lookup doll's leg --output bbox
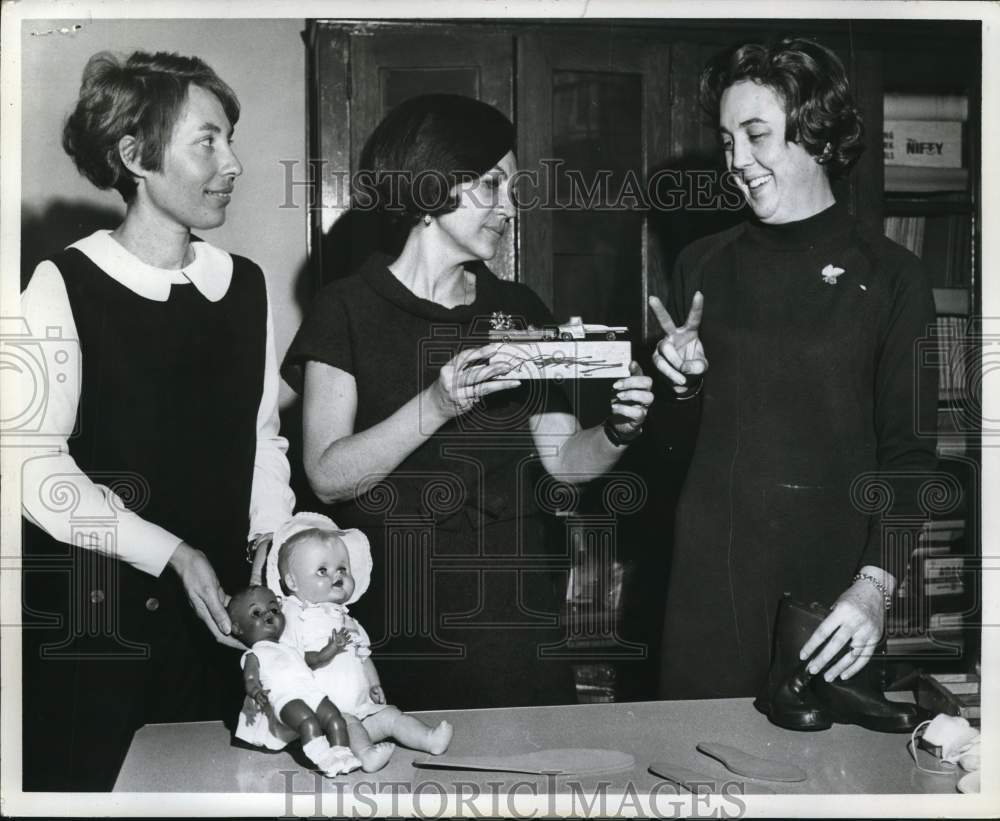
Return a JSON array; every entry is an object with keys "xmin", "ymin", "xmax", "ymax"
[
  {"xmin": 315, "ymin": 698, "xmax": 350, "ymax": 748},
  {"xmin": 279, "ymin": 699, "xmax": 325, "ymax": 744},
  {"xmin": 363, "ymin": 705, "xmax": 453, "ymax": 755},
  {"xmin": 280, "ymin": 699, "xmax": 359, "ymax": 776},
  {"xmin": 344, "ymin": 713, "xmax": 395, "ymax": 773}
]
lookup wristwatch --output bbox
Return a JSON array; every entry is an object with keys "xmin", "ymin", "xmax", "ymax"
[{"xmin": 603, "ymin": 418, "xmax": 643, "ymax": 447}]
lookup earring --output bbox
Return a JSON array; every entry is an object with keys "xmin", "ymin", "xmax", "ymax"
[
  {"xmin": 817, "ymin": 142, "xmax": 833, "ymax": 163},
  {"xmin": 423, "ymin": 214, "xmax": 432, "ymax": 226}
]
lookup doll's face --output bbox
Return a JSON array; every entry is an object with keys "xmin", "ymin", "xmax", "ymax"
[
  {"xmin": 284, "ymin": 534, "xmax": 355, "ymax": 605},
  {"xmin": 228, "ymin": 587, "xmax": 284, "ymax": 646}
]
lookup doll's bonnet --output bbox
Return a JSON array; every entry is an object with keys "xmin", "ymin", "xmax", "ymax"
[{"xmin": 266, "ymin": 511, "xmax": 373, "ymax": 606}]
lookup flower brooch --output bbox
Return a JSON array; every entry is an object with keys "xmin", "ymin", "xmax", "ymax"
[
  {"xmin": 490, "ymin": 311, "xmax": 513, "ymax": 330},
  {"xmin": 821, "ymin": 264, "xmax": 845, "ymax": 285}
]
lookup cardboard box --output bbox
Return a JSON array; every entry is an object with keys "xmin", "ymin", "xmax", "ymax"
[
  {"xmin": 884, "ymin": 120, "xmax": 962, "ymax": 168},
  {"xmin": 490, "ymin": 339, "xmax": 631, "ymax": 380}
]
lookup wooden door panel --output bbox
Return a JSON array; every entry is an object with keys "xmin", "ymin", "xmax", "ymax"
[
  {"xmin": 350, "ymin": 29, "xmax": 516, "ymax": 282},
  {"xmin": 518, "ymin": 31, "xmax": 671, "ymax": 341}
]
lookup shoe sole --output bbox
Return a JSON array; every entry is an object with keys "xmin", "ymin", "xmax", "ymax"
[{"xmin": 827, "ymin": 711, "xmax": 920, "ymax": 733}]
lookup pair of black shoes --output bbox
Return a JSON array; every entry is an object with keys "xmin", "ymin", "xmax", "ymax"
[{"xmin": 754, "ymin": 596, "xmax": 923, "ymax": 733}]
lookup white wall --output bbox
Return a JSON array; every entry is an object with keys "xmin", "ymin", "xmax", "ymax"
[{"xmin": 20, "ymin": 18, "xmax": 308, "ymax": 406}]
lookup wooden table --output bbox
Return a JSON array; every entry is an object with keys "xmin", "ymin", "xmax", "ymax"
[{"xmin": 114, "ymin": 698, "xmax": 963, "ymax": 797}]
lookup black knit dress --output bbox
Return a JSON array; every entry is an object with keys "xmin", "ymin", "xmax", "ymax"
[
  {"xmin": 283, "ymin": 258, "xmax": 576, "ymax": 710},
  {"xmin": 658, "ymin": 202, "xmax": 938, "ymax": 699}
]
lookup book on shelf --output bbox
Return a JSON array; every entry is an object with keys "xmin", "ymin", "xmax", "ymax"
[
  {"xmin": 886, "ymin": 630, "xmax": 963, "ymax": 657},
  {"xmin": 912, "ymin": 672, "xmax": 980, "ymax": 727},
  {"xmin": 923, "ymin": 518, "xmax": 966, "ymax": 540},
  {"xmin": 883, "ymin": 215, "xmax": 925, "ymax": 255},
  {"xmin": 885, "ymin": 166, "xmax": 969, "ymax": 193},
  {"xmin": 883, "ymin": 214, "xmax": 971, "ymax": 291},
  {"xmin": 934, "ymin": 316, "xmax": 968, "ymax": 401},
  {"xmin": 936, "ymin": 406, "xmax": 970, "ymax": 457},
  {"xmin": 884, "ymin": 93, "xmax": 969, "ymax": 121},
  {"xmin": 933, "ymin": 288, "xmax": 970, "ymax": 315},
  {"xmin": 930, "ymin": 671, "xmax": 980, "ymax": 695}
]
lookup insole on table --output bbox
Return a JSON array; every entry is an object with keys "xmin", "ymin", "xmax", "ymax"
[
  {"xmin": 411, "ymin": 749, "xmax": 634, "ymax": 775},
  {"xmin": 648, "ymin": 762, "xmax": 776, "ymax": 795},
  {"xmin": 696, "ymin": 742, "xmax": 807, "ymax": 782}
]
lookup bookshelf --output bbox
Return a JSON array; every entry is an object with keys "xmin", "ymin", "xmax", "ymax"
[{"xmin": 878, "ymin": 34, "xmax": 981, "ymax": 704}]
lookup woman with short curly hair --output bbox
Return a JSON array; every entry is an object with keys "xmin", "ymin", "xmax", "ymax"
[
  {"xmin": 657, "ymin": 37, "xmax": 936, "ymax": 727},
  {"xmin": 20, "ymin": 50, "xmax": 293, "ymax": 790}
]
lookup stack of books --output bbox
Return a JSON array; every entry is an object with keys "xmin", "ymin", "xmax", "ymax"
[{"xmin": 884, "ymin": 213, "xmax": 972, "ymax": 291}]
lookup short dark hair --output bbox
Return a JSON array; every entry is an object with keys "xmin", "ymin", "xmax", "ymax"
[
  {"xmin": 62, "ymin": 50, "xmax": 240, "ymax": 202},
  {"xmin": 357, "ymin": 93, "xmax": 515, "ymax": 242},
  {"xmin": 699, "ymin": 36, "xmax": 864, "ymax": 178}
]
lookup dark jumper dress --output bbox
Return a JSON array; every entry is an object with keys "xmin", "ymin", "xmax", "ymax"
[
  {"xmin": 21, "ymin": 247, "xmax": 267, "ymax": 790},
  {"xmin": 282, "ymin": 258, "xmax": 576, "ymax": 710},
  {"xmin": 657, "ymin": 203, "xmax": 938, "ymax": 699}
]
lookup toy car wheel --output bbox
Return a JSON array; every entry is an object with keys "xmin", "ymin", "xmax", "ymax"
[
  {"xmin": 605, "ymin": 331, "xmax": 617, "ymax": 340},
  {"xmin": 560, "ymin": 332, "xmax": 574, "ymax": 340}
]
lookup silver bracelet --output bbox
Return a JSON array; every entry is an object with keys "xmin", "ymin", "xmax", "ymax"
[
  {"xmin": 671, "ymin": 374, "xmax": 704, "ymax": 402},
  {"xmin": 853, "ymin": 572, "xmax": 892, "ymax": 610}
]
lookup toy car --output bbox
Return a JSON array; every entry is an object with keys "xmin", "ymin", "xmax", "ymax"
[
  {"xmin": 556, "ymin": 317, "xmax": 629, "ymax": 340},
  {"xmin": 488, "ymin": 316, "xmax": 629, "ymax": 342}
]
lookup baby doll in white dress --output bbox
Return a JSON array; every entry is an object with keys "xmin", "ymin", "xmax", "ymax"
[
  {"xmin": 265, "ymin": 512, "xmax": 453, "ymax": 772},
  {"xmin": 228, "ymin": 585, "xmax": 361, "ymax": 776}
]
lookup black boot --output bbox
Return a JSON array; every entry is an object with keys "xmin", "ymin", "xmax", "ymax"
[
  {"xmin": 754, "ymin": 597, "xmax": 832, "ymax": 731},
  {"xmin": 777, "ymin": 597, "xmax": 924, "ymax": 733},
  {"xmin": 812, "ymin": 650, "xmax": 925, "ymax": 733}
]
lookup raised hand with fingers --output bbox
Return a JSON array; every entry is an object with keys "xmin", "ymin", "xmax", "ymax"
[
  {"xmin": 648, "ymin": 292, "xmax": 707, "ymax": 397},
  {"xmin": 430, "ymin": 343, "xmax": 520, "ymax": 418}
]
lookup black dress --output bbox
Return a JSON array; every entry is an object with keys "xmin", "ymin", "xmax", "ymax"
[
  {"xmin": 283, "ymin": 258, "xmax": 576, "ymax": 710},
  {"xmin": 21, "ymin": 246, "xmax": 266, "ymax": 790},
  {"xmin": 657, "ymin": 203, "xmax": 938, "ymax": 699}
]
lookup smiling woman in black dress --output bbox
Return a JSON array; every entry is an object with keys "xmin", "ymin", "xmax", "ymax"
[{"xmin": 658, "ymin": 37, "xmax": 937, "ymax": 702}]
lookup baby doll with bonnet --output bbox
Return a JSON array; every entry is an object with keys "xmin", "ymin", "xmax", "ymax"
[
  {"xmin": 265, "ymin": 512, "xmax": 453, "ymax": 772},
  {"xmin": 228, "ymin": 585, "xmax": 361, "ymax": 776}
]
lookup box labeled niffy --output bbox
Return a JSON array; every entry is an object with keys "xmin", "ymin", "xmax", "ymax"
[{"xmin": 884, "ymin": 120, "xmax": 962, "ymax": 168}]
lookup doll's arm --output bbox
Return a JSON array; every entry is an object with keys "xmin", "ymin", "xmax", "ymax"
[
  {"xmin": 304, "ymin": 627, "xmax": 353, "ymax": 669},
  {"xmin": 242, "ymin": 653, "xmax": 270, "ymax": 710},
  {"xmin": 361, "ymin": 657, "xmax": 386, "ymax": 704}
]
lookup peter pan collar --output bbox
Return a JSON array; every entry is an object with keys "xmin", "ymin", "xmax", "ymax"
[{"xmin": 70, "ymin": 229, "xmax": 233, "ymax": 302}]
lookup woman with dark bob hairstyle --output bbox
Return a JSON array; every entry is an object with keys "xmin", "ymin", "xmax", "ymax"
[
  {"xmin": 283, "ymin": 94, "xmax": 702, "ymax": 709},
  {"xmin": 658, "ymin": 37, "xmax": 936, "ymax": 730},
  {"xmin": 20, "ymin": 51, "xmax": 294, "ymax": 790}
]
